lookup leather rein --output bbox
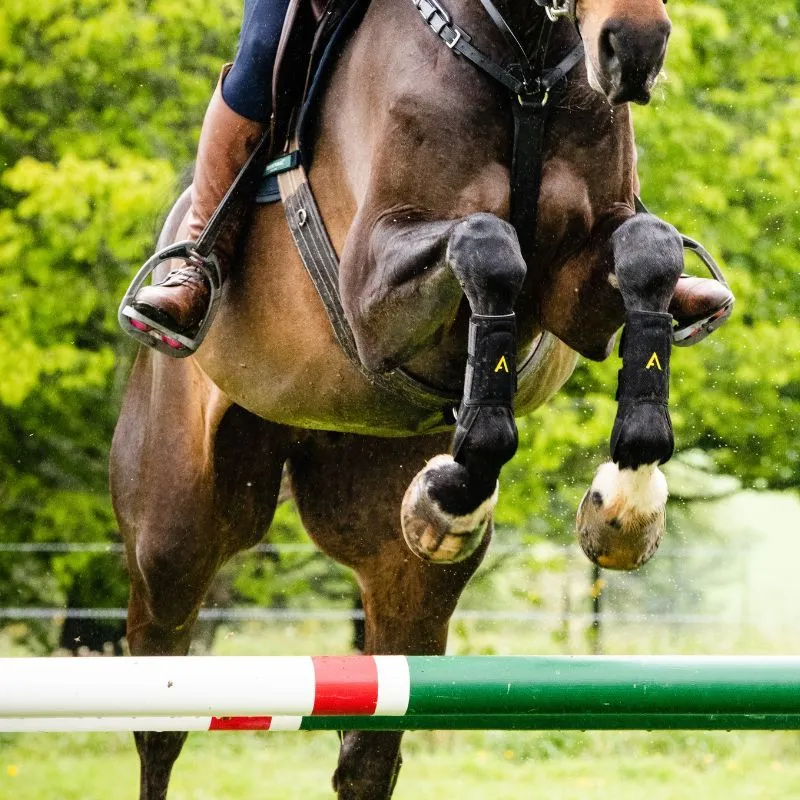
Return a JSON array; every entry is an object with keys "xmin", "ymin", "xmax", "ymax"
[{"xmin": 411, "ymin": 0, "xmax": 584, "ymax": 257}]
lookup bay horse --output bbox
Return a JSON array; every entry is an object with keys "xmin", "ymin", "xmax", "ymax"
[{"xmin": 110, "ymin": 0, "xmax": 729, "ymax": 795}]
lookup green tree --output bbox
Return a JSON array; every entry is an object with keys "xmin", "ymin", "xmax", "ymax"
[{"xmin": 0, "ymin": 0, "xmax": 797, "ymax": 646}]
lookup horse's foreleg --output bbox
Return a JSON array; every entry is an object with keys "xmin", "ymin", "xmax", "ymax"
[
  {"xmin": 333, "ymin": 542, "xmax": 485, "ymax": 798},
  {"xmin": 401, "ymin": 213, "xmax": 525, "ymax": 562},
  {"xmin": 577, "ymin": 213, "xmax": 683, "ymax": 569}
]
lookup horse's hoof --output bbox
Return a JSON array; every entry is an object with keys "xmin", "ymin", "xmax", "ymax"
[
  {"xmin": 401, "ymin": 455, "xmax": 497, "ymax": 564},
  {"xmin": 576, "ymin": 461, "xmax": 667, "ymax": 570}
]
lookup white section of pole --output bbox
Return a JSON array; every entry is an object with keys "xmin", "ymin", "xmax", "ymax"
[
  {"xmin": 0, "ymin": 717, "xmax": 215, "ymax": 732},
  {"xmin": 374, "ymin": 656, "xmax": 410, "ymax": 715},
  {"xmin": 0, "ymin": 716, "xmax": 308, "ymax": 733},
  {"xmin": 0, "ymin": 657, "xmax": 316, "ymax": 718}
]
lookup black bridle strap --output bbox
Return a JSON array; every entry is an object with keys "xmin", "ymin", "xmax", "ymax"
[
  {"xmin": 414, "ymin": 0, "xmax": 582, "ymax": 98},
  {"xmin": 477, "ymin": 0, "xmax": 535, "ymax": 87},
  {"xmin": 541, "ymin": 43, "xmax": 584, "ymax": 93},
  {"xmin": 413, "ymin": 0, "xmax": 526, "ymax": 95},
  {"xmin": 412, "ymin": 0, "xmax": 583, "ymax": 258}
]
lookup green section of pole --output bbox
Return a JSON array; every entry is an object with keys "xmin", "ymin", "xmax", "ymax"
[
  {"xmin": 298, "ymin": 713, "xmax": 800, "ymax": 731},
  {"xmin": 404, "ymin": 657, "xmax": 800, "ymax": 716}
]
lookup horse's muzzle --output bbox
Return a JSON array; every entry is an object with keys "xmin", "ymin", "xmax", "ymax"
[{"xmin": 599, "ymin": 19, "xmax": 670, "ymax": 105}]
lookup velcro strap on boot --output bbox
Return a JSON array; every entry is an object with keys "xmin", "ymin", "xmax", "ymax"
[
  {"xmin": 610, "ymin": 310, "xmax": 674, "ymax": 466},
  {"xmin": 452, "ymin": 313, "xmax": 517, "ymax": 462},
  {"xmin": 462, "ymin": 313, "xmax": 517, "ymax": 407}
]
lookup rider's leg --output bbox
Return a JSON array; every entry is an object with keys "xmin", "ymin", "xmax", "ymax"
[{"xmin": 130, "ymin": 0, "xmax": 290, "ymax": 339}]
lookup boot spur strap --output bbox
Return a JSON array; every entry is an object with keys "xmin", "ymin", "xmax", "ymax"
[
  {"xmin": 118, "ymin": 240, "xmax": 223, "ymax": 358},
  {"xmin": 673, "ymin": 234, "xmax": 734, "ymax": 347}
]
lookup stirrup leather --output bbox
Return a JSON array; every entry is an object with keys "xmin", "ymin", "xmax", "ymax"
[
  {"xmin": 673, "ymin": 234, "xmax": 735, "ymax": 347},
  {"xmin": 118, "ymin": 241, "xmax": 223, "ymax": 358}
]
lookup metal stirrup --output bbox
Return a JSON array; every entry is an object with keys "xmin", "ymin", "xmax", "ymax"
[
  {"xmin": 118, "ymin": 240, "xmax": 223, "ymax": 358},
  {"xmin": 634, "ymin": 195, "xmax": 734, "ymax": 347},
  {"xmin": 672, "ymin": 235, "xmax": 735, "ymax": 347}
]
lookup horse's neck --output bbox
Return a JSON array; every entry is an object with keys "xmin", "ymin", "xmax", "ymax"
[{"xmin": 470, "ymin": 2, "xmax": 633, "ymax": 193}]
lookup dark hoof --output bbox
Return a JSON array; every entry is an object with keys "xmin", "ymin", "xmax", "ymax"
[
  {"xmin": 576, "ymin": 461, "xmax": 666, "ymax": 570},
  {"xmin": 401, "ymin": 455, "xmax": 496, "ymax": 564}
]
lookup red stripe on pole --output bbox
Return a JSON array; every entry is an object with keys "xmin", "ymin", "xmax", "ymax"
[
  {"xmin": 209, "ymin": 716, "xmax": 273, "ymax": 731},
  {"xmin": 312, "ymin": 656, "xmax": 379, "ymax": 715}
]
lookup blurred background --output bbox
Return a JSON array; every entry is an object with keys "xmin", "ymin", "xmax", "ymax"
[{"xmin": 0, "ymin": 0, "xmax": 798, "ymax": 797}]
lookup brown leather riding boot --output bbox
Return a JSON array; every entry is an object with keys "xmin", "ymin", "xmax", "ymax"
[
  {"xmin": 132, "ymin": 67, "xmax": 266, "ymax": 335},
  {"xmin": 670, "ymin": 275, "xmax": 733, "ymax": 324},
  {"xmin": 669, "ymin": 275, "xmax": 734, "ymax": 344}
]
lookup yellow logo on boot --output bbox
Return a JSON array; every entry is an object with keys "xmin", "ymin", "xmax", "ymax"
[
  {"xmin": 494, "ymin": 355, "xmax": 510, "ymax": 373},
  {"xmin": 645, "ymin": 352, "xmax": 663, "ymax": 371}
]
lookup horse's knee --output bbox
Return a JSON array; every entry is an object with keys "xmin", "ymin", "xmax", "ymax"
[
  {"xmin": 447, "ymin": 212, "xmax": 526, "ymax": 313},
  {"xmin": 134, "ymin": 527, "xmax": 215, "ymax": 629},
  {"xmin": 612, "ymin": 214, "xmax": 683, "ymax": 311}
]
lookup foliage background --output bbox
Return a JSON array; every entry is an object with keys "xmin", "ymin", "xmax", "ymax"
[{"xmin": 0, "ymin": 0, "xmax": 797, "ymax": 644}]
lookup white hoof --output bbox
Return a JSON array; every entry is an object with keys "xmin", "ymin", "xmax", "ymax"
[{"xmin": 576, "ymin": 461, "xmax": 667, "ymax": 570}]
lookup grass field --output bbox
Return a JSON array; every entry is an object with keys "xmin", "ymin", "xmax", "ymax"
[{"xmin": 3, "ymin": 728, "xmax": 800, "ymax": 799}]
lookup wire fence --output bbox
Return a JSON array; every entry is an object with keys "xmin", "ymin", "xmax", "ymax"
[
  {"xmin": 0, "ymin": 542, "xmax": 734, "ymax": 557},
  {"xmin": 0, "ymin": 607, "xmax": 738, "ymax": 624},
  {"xmin": 0, "ymin": 541, "xmax": 753, "ymax": 637}
]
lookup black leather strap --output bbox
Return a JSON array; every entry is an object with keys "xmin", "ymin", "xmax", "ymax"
[
  {"xmin": 413, "ymin": 0, "xmax": 527, "ymax": 95},
  {"xmin": 509, "ymin": 44, "xmax": 582, "ymax": 257},
  {"xmin": 477, "ymin": 0, "xmax": 534, "ymax": 86},
  {"xmin": 193, "ymin": 129, "xmax": 274, "ymax": 260},
  {"xmin": 542, "ymin": 43, "xmax": 585, "ymax": 93},
  {"xmin": 281, "ymin": 173, "xmax": 461, "ymax": 412},
  {"xmin": 510, "ymin": 96, "xmax": 549, "ymax": 258}
]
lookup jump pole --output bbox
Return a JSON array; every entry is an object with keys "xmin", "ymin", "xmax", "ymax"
[{"xmin": 2, "ymin": 655, "xmax": 800, "ymax": 732}]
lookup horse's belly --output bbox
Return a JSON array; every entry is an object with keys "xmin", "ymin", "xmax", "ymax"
[
  {"xmin": 196, "ymin": 205, "xmax": 578, "ymax": 436},
  {"xmin": 195, "ymin": 207, "xmax": 447, "ymax": 435},
  {"xmin": 201, "ymin": 338, "xmax": 451, "ymax": 437},
  {"xmin": 199, "ymin": 314, "xmax": 577, "ymax": 437}
]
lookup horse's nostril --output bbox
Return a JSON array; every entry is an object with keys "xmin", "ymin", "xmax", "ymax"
[
  {"xmin": 599, "ymin": 25, "xmax": 619, "ymax": 66},
  {"xmin": 596, "ymin": 18, "xmax": 670, "ymax": 104}
]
